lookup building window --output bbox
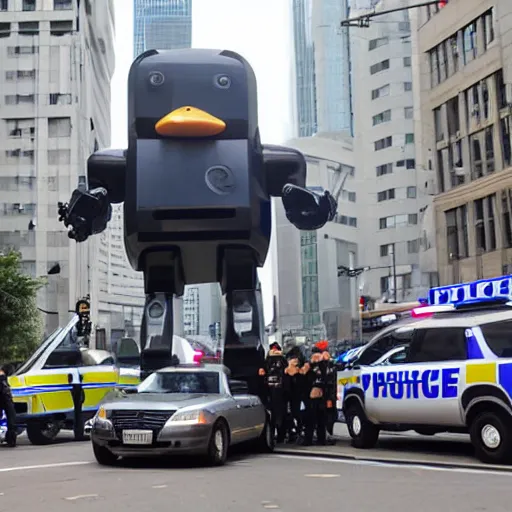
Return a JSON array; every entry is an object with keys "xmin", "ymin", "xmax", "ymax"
[
  {"xmin": 375, "ymin": 136, "xmax": 392, "ymax": 151},
  {"xmin": 403, "ymin": 56, "xmax": 411, "ymax": 67},
  {"xmin": 48, "ymin": 117, "xmax": 72, "ymax": 137},
  {"xmin": 408, "ymin": 213, "xmax": 418, "ymax": 225},
  {"xmin": 17, "ymin": 69, "xmax": 36, "ymax": 80},
  {"xmin": 348, "ymin": 191, "xmax": 356, "ymax": 202},
  {"xmin": 376, "ymin": 163, "xmax": 392, "ymax": 176},
  {"xmin": 7, "ymin": 45, "xmax": 38, "ymax": 56},
  {"xmin": 445, "ymin": 208, "xmax": 459, "ymax": 259},
  {"xmin": 379, "ymin": 216, "xmax": 394, "ymax": 229},
  {"xmin": 482, "ymin": 9, "xmax": 495, "ymax": 50},
  {"xmin": 463, "ymin": 22, "xmax": 477, "ymax": 64},
  {"xmin": 501, "ymin": 116, "xmax": 512, "ymax": 168},
  {"xmin": 377, "ymin": 188, "xmax": 395, "ymax": 202},
  {"xmin": 485, "ymin": 126, "xmax": 495, "ymax": 173},
  {"xmin": 54, "ymin": 0, "xmax": 73, "ymax": 9},
  {"xmin": 49, "ymin": 93, "xmax": 72, "ymax": 105},
  {"xmin": 6, "ymin": 118, "xmax": 35, "ymax": 138},
  {"xmin": 404, "ymin": 82, "xmax": 412, "ymax": 91},
  {"xmin": 48, "ymin": 149, "xmax": 71, "ymax": 165},
  {"xmin": 371, "ymin": 84, "xmax": 390, "ymax": 100},
  {"xmin": 430, "ymin": 49, "xmax": 439, "ymax": 87},
  {"xmin": 380, "ymin": 276, "xmax": 389, "ymax": 295},
  {"xmin": 0, "ymin": 0, "xmax": 7, "ymax": 12},
  {"xmin": 369, "ymin": 37, "xmax": 389, "ymax": 50},
  {"xmin": 404, "ymin": 107, "xmax": 413, "ymax": 119},
  {"xmin": 496, "ymin": 70, "xmax": 508, "ymax": 110},
  {"xmin": 380, "ymin": 244, "xmax": 392, "ymax": 257},
  {"xmin": 406, "ymin": 159, "xmax": 415, "ymax": 169},
  {"xmin": 370, "ymin": 59, "xmax": 390, "ymax": 75},
  {"xmin": 407, "ymin": 186, "xmax": 417, "ymax": 199},
  {"xmin": 407, "ymin": 239, "xmax": 419, "ymax": 254},
  {"xmin": 502, "ymin": 190, "xmax": 512, "ymax": 248},
  {"xmin": 474, "ymin": 198, "xmax": 486, "ymax": 252},
  {"xmin": 449, "ymin": 36, "xmax": 459, "ymax": 75},
  {"xmin": 438, "ymin": 42, "xmax": 448, "ymax": 82},
  {"xmin": 22, "ymin": 0, "xmax": 35, "ymax": 11},
  {"xmin": 487, "ymin": 194, "xmax": 497, "ymax": 251},
  {"xmin": 470, "ymin": 131, "xmax": 483, "ymax": 180},
  {"xmin": 18, "ymin": 22, "xmax": 39, "ymax": 35},
  {"xmin": 50, "ymin": 20, "xmax": 73, "ymax": 35},
  {"xmin": 372, "ymin": 109, "xmax": 391, "ymax": 126},
  {"xmin": 5, "ymin": 94, "xmax": 35, "ymax": 105},
  {"xmin": 446, "ymin": 96, "xmax": 460, "ymax": 137},
  {"xmin": 405, "ymin": 133, "xmax": 414, "ymax": 144}
]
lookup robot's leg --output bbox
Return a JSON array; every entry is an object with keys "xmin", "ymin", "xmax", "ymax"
[
  {"xmin": 140, "ymin": 250, "xmax": 184, "ymax": 379},
  {"xmin": 221, "ymin": 248, "xmax": 265, "ymax": 395}
]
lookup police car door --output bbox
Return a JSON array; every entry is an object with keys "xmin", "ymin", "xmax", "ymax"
[
  {"xmin": 367, "ymin": 326, "xmax": 467, "ymax": 425},
  {"xmin": 362, "ymin": 326, "xmax": 415, "ymax": 423}
]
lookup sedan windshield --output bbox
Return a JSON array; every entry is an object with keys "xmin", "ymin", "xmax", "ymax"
[{"xmin": 138, "ymin": 371, "xmax": 220, "ymax": 394}]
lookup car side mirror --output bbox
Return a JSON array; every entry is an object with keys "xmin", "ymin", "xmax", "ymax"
[{"xmin": 123, "ymin": 387, "xmax": 138, "ymax": 395}]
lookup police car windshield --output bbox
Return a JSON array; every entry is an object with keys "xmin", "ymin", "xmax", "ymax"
[
  {"xmin": 15, "ymin": 327, "xmax": 63, "ymax": 375},
  {"xmin": 138, "ymin": 371, "xmax": 220, "ymax": 394}
]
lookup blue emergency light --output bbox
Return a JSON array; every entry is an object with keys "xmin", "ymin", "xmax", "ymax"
[{"xmin": 428, "ymin": 275, "xmax": 512, "ymax": 306}]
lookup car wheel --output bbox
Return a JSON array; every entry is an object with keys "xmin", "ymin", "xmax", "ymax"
[
  {"xmin": 206, "ymin": 421, "xmax": 229, "ymax": 466},
  {"xmin": 26, "ymin": 421, "xmax": 61, "ymax": 445},
  {"xmin": 345, "ymin": 402, "xmax": 379, "ymax": 449},
  {"xmin": 92, "ymin": 442, "xmax": 119, "ymax": 466},
  {"xmin": 470, "ymin": 410, "xmax": 512, "ymax": 464},
  {"xmin": 257, "ymin": 415, "xmax": 275, "ymax": 453}
]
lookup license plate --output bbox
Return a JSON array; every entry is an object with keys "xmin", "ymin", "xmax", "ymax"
[{"xmin": 122, "ymin": 430, "xmax": 153, "ymax": 445}]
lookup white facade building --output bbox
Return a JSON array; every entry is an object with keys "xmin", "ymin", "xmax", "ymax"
[
  {"xmin": 272, "ymin": 134, "xmax": 360, "ymax": 340},
  {"xmin": 0, "ymin": 0, "xmax": 115, "ymax": 335},
  {"xmin": 350, "ymin": 0, "xmax": 431, "ymax": 302}
]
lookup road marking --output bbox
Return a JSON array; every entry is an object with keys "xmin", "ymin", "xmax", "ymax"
[
  {"xmin": 262, "ymin": 502, "xmax": 279, "ymax": 509},
  {"xmin": 276, "ymin": 454, "xmax": 512, "ymax": 477},
  {"xmin": 304, "ymin": 473, "xmax": 340, "ymax": 478},
  {"xmin": 0, "ymin": 461, "xmax": 93, "ymax": 473},
  {"xmin": 152, "ymin": 485, "xmax": 167, "ymax": 489},
  {"xmin": 65, "ymin": 494, "xmax": 98, "ymax": 501}
]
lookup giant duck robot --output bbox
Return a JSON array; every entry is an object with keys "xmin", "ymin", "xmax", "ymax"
[{"xmin": 57, "ymin": 49, "xmax": 336, "ymax": 382}]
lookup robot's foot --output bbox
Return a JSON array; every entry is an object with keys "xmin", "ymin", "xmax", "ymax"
[{"xmin": 281, "ymin": 184, "xmax": 337, "ymax": 230}]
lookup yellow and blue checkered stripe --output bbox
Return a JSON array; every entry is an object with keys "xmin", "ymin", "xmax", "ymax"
[
  {"xmin": 466, "ymin": 361, "xmax": 512, "ymax": 400},
  {"xmin": 11, "ymin": 382, "xmax": 119, "ymax": 397}
]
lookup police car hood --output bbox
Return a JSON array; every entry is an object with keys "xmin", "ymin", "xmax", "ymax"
[{"xmin": 102, "ymin": 392, "xmax": 223, "ymax": 411}]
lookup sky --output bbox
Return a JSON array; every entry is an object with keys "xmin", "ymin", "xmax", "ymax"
[{"xmin": 110, "ymin": 0, "xmax": 295, "ymax": 322}]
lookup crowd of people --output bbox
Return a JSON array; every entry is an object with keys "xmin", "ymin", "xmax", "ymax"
[{"xmin": 258, "ymin": 340, "xmax": 337, "ymax": 446}]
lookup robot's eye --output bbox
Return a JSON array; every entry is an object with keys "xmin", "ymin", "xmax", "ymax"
[
  {"xmin": 148, "ymin": 71, "xmax": 165, "ymax": 87},
  {"xmin": 214, "ymin": 74, "xmax": 231, "ymax": 89}
]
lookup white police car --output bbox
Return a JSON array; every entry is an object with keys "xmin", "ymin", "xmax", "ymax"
[{"xmin": 337, "ymin": 275, "xmax": 512, "ymax": 464}]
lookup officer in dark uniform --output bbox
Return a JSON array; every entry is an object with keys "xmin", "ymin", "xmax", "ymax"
[
  {"xmin": 319, "ymin": 343, "xmax": 337, "ymax": 443},
  {"xmin": 302, "ymin": 346, "xmax": 327, "ymax": 446},
  {"xmin": 258, "ymin": 342, "xmax": 288, "ymax": 443},
  {"xmin": 0, "ymin": 364, "xmax": 17, "ymax": 447},
  {"xmin": 283, "ymin": 352, "xmax": 303, "ymax": 442}
]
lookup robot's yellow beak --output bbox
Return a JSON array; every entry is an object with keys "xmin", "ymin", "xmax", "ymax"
[{"xmin": 155, "ymin": 106, "xmax": 226, "ymax": 137}]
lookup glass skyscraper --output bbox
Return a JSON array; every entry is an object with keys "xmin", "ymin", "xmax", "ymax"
[
  {"xmin": 133, "ymin": 0, "xmax": 192, "ymax": 57},
  {"xmin": 292, "ymin": 0, "xmax": 318, "ymax": 138}
]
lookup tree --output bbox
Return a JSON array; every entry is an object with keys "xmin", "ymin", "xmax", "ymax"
[{"xmin": 0, "ymin": 251, "xmax": 45, "ymax": 363}]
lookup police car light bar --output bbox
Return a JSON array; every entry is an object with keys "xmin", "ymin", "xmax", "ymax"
[{"xmin": 428, "ymin": 275, "xmax": 512, "ymax": 306}]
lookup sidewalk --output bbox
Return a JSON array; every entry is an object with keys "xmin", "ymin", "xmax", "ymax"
[{"xmin": 275, "ymin": 424, "xmax": 512, "ymax": 472}]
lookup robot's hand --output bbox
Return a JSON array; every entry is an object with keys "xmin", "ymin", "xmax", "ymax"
[
  {"xmin": 57, "ymin": 187, "xmax": 112, "ymax": 242},
  {"xmin": 281, "ymin": 184, "xmax": 337, "ymax": 230}
]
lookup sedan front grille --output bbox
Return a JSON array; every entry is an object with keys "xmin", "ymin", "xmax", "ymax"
[{"xmin": 111, "ymin": 410, "xmax": 176, "ymax": 431}]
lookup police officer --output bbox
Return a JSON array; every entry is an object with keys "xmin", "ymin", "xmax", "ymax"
[
  {"xmin": 302, "ymin": 346, "xmax": 327, "ymax": 446},
  {"xmin": 258, "ymin": 342, "xmax": 288, "ymax": 443},
  {"xmin": 0, "ymin": 364, "xmax": 17, "ymax": 447},
  {"xmin": 319, "ymin": 343, "xmax": 337, "ymax": 443},
  {"xmin": 284, "ymin": 352, "xmax": 304, "ymax": 442}
]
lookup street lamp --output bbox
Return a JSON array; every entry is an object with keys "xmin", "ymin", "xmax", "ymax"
[{"xmin": 337, "ymin": 265, "xmax": 370, "ymax": 340}]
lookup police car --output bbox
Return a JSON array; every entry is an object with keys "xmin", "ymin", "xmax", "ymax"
[{"xmin": 337, "ymin": 275, "xmax": 512, "ymax": 464}]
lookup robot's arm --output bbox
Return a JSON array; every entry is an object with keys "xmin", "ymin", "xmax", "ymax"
[
  {"xmin": 57, "ymin": 149, "xmax": 127, "ymax": 242},
  {"xmin": 262, "ymin": 144, "xmax": 337, "ymax": 230}
]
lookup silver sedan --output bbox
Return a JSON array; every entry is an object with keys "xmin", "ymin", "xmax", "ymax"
[{"xmin": 89, "ymin": 364, "xmax": 274, "ymax": 466}]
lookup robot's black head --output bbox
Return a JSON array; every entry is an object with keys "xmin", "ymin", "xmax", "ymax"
[{"xmin": 128, "ymin": 49, "xmax": 258, "ymax": 141}]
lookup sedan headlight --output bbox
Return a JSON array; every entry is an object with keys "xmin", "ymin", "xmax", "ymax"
[
  {"xmin": 169, "ymin": 409, "xmax": 214, "ymax": 425},
  {"xmin": 95, "ymin": 406, "xmax": 111, "ymax": 421}
]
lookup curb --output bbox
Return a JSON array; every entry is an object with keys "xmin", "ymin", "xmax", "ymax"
[{"xmin": 274, "ymin": 446, "xmax": 512, "ymax": 473}]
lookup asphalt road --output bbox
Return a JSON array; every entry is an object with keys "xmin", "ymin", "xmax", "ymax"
[{"xmin": 1, "ymin": 438, "xmax": 512, "ymax": 512}]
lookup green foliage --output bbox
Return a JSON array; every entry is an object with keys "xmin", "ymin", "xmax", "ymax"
[{"xmin": 0, "ymin": 251, "xmax": 45, "ymax": 363}]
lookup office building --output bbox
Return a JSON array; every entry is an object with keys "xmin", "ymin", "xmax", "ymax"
[
  {"xmin": 0, "ymin": 0, "xmax": 115, "ymax": 334},
  {"xmin": 272, "ymin": 134, "xmax": 360, "ymax": 340},
  {"xmin": 350, "ymin": 0, "xmax": 431, "ymax": 302},
  {"xmin": 133, "ymin": 0, "xmax": 192, "ymax": 57},
  {"xmin": 292, "ymin": 0, "xmax": 352, "ymax": 137},
  {"xmin": 414, "ymin": 0, "xmax": 512, "ymax": 285}
]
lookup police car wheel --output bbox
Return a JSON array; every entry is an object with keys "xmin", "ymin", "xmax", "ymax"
[
  {"xmin": 26, "ymin": 422, "xmax": 60, "ymax": 445},
  {"xmin": 92, "ymin": 442, "xmax": 118, "ymax": 466},
  {"xmin": 206, "ymin": 420, "xmax": 229, "ymax": 466},
  {"xmin": 470, "ymin": 411, "xmax": 512, "ymax": 464},
  {"xmin": 346, "ymin": 403, "xmax": 379, "ymax": 449}
]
